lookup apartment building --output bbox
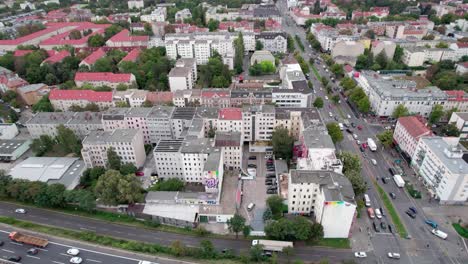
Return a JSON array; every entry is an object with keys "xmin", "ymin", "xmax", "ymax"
[
  {"xmin": 230, "ymin": 89, "xmax": 272, "ymax": 107},
  {"xmin": 310, "ymin": 23, "xmax": 360, "ymax": 52},
  {"xmin": 81, "ymin": 129, "xmax": 146, "ymax": 168},
  {"xmin": 79, "ymin": 48, "xmax": 106, "ymax": 69},
  {"xmin": 218, "ymin": 108, "xmax": 243, "ymax": 138},
  {"xmin": 201, "ymin": 89, "xmax": 230, "ymax": 108},
  {"xmin": 255, "ymin": 32, "xmax": 287, "ymax": 53},
  {"xmin": 17, "ymin": 83, "xmax": 49, "ymax": 106},
  {"xmin": 49, "ymin": 89, "xmax": 113, "ymax": 111},
  {"xmin": 112, "ymin": 89, "xmax": 148, "ymax": 107},
  {"xmin": 287, "ymin": 170, "xmax": 356, "ymax": 238},
  {"xmin": 168, "ymin": 67, "xmax": 194, "ymax": 92},
  {"xmin": 140, "ymin": 7, "xmax": 166, "ymax": 22},
  {"xmin": 124, "ymin": 107, "xmax": 152, "ymax": 144},
  {"xmin": 243, "ymin": 105, "xmax": 276, "ymax": 142},
  {"xmin": 355, "ymin": 71, "xmax": 447, "ymax": 117},
  {"xmin": 74, "ymin": 72, "xmax": 136, "ymax": 89},
  {"xmin": 449, "ymin": 112, "xmax": 468, "ymax": 140},
  {"xmin": 171, "ymin": 107, "xmax": 196, "ymax": 139},
  {"xmin": 371, "ymin": 40, "xmax": 396, "ymax": 59},
  {"xmin": 175, "ymin": 9, "xmax": 192, "ymax": 22},
  {"xmin": 272, "ymin": 83, "xmax": 312, "ymax": 108},
  {"xmin": 147, "ymin": 106, "xmax": 175, "ymax": 143},
  {"xmin": 214, "ymin": 131, "xmax": 242, "ymax": 170},
  {"xmin": 26, "ymin": 112, "xmax": 103, "ymax": 139},
  {"xmin": 393, "ymin": 116, "xmax": 432, "ymax": 159},
  {"xmin": 402, "ymin": 46, "xmax": 450, "ymax": 67},
  {"xmin": 412, "ymin": 137, "xmax": 468, "ymax": 204},
  {"xmin": 0, "ymin": 124, "xmax": 19, "ymax": 140},
  {"xmin": 105, "ymin": 29, "xmax": 149, "ymax": 47},
  {"xmin": 444, "ymin": 90, "xmax": 468, "ymax": 112},
  {"xmin": 128, "ymin": 0, "xmax": 144, "ymax": 9},
  {"xmin": 173, "ymin": 90, "xmax": 201, "ymax": 107},
  {"xmin": 153, "ymin": 139, "xmax": 184, "ymax": 179}
]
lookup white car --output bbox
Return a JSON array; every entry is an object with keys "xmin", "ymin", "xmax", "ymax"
[
  {"xmin": 70, "ymin": 257, "xmax": 83, "ymax": 264},
  {"xmin": 387, "ymin": 252, "xmax": 401, "ymax": 259},
  {"xmin": 353, "ymin": 134, "xmax": 358, "ymax": 140},
  {"xmin": 354, "ymin": 252, "xmax": 367, "ymax": 258},
  {"xmin": 247, "ymin": 168, "xmax": 256, "ymax": 177},
  {"xmin": 356, "ymin": 140, "xmax": 361, "ymax": 145},
  {"xmin": 371, "ymin": 159, "xmax": 377, "ymax": 165},
  {"xmin": 15, "ymin": 208, "xmax": 26, "ymax": 214},
  {"xmin": 67, "ymin": 248, "xmax": 80, "ymax": 256},
  {"xmin": 325, "ymin": 96, "xmax": 329, "ymax": 100},
  {"xmin": 347, "ymin": 114, "xmax": 351, "ymax": 119}
]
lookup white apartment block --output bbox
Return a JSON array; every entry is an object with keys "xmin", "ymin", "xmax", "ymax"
[
  {"xmin": 310, "ymin": 23, "xmax": 359, "ymax": 52},
  {"xmin": 393, "ymin": 116, "xmax": 432, "ymax": 159},
  {"xmin": 175, "ymin": 9, "xmax": 192, "ymax": 22},
  {"xmin": 140, "ymin": 7, "xmax": 167, "ymax": 22},
  {"xmin": 255, "ymin": 32, "xmax": 288, "ymax": 53},
  {"xmin": 0, "ymin": 123, "xmax": 19, "ymax": 140},
  {"xmin": 147, "ymin": 106, "xmax": 175, "ymax": 143},
  {"xmin": 449, "ymin": 112, "xmax": 468, "ymax": 140},
  {"xmin": 81, "ymin": 129, "xmax": 146, "ymax": 168},
  {"xmin": 112, "ymin": 89, "xmax": 148, "ymax": 108},
  {"xmin": 169, "ymin": 63, "xmax": 195, "ymax": 92},
  {"xmin": 214, "ymin": 131, "xmax": 242, "ymax": 170},
  {"xmin": 287, "ymin": 170, "xmax": 356, "ymax": 238},
  {"xmin": 412, "ymin": 137, "xmax": 468, "ymax": 204},
  {"xmin": 444, "ymin": 90, "xmax": 468, "ymax": 113},
  {"xmin": 128, "ymin": 0, "xmax": 144, "ymax": 9},
  {"xmin": 26, "ymin": 112, "xmax": 103, "ymax": 139},
  {"xmin": 355, "ymin": 71, "xmax": 447, "ymax": 117},
  {"xmin": 153, "ymin": 139, "xmax": 184, "ymax": 179}
]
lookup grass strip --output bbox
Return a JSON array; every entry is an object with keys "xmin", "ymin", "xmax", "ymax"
[
  {"xmin": 295, "ymin": 35, "xmax": 304, "ymax": 51},
  {"xmin": 310, "ymin": 64, "xmax": 322, "ymax": 81},
  {"xmin": 311, "ymin": 238, "xmax": 350, "ymax": 249},
  {"xmin": 452, "ymin": 223, "xmax": 468, "ymax": 238},
  {"xmin": 374, "ymin": 183, "xmax": 408, "ymax": 238}
]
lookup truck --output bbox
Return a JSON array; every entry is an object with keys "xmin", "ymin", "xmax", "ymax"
[
  {"xmin": 252, "ymin": 239, "xmax": 293, "ymax": 252},
  {"xmin": 431, "ymin": 229, "xmax": 448, "ymax": 240},
  {"xmin": 9, "ymin": 231, "xmax": 48, "ymax": 248},
  {"xmin": 367, "ymin": 138, "xmax": 377, "ymax": 151},
  {"xmin": 393, "ymin": 175, "xmax": 405, "ymax": 188}
]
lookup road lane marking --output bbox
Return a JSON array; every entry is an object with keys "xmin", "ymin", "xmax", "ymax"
[
  {"xmin": 52, "ymin": 261, "xmax": 65, "ymax": 264},
  {"xmin": 10, "ymin": 242, "xmax": 23, "ymax": 246},
  {"xmin": 59, "ymin": 253, "xmax": 68, "ymax": 256},
  {"xmin": 86, "ymin": 259, "xmax": 102, "ymax": 263},
  {"xmin": 1, "ymin": 249, "xmax": 14, "ymax": 253},
  {"xmin": 26, "ymin": 255, "xmax": 40, "ymax": 259}
]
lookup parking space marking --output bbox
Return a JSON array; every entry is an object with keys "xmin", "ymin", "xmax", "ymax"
[
  {"xmin": 26, "ymin": 255, "xmax": 40, "ymax": 259},
  {"xmin": 1, "ymin": 249, "xmax": 14, "ymax": 253},
  {"xmin": 52, "ymin": 261, "xmax": 65, "ymax": 264},
  {"xmin": 86, "ymin": 259, "xmax": 102, "ymax": 263}
]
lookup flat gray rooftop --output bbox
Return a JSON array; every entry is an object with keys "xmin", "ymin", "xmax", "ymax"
[
  {"xmin": 154, "ymin": 139, "xmax": 184, "ymax": 152},
  {"xmin": 172, "ymin": 107, "xmax": 196, "ymax": 120},
  {"xmin": 83, "ymin": 129, "xmax": 139, "ymax": 144}
]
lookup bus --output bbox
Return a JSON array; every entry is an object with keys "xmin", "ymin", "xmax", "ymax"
[
  {"xmin": 364, "ymin": 194, "xmax": 371, "ymax": 207},
  {"xmin": 367, "ymin": 208, "xmax": 375, "ymax": 219}
]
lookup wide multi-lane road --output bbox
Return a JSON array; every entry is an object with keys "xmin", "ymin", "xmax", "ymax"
[{"xmin": 277, "ymin": 1, "xmax": 468, "ymax": 263}]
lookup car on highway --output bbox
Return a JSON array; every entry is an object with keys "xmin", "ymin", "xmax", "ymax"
[
  {"xmin": 7, "ymin": 256, "xmax": 21, "ymax": 262},
  {"xmin": 354, "ymin": 252, "xmax": 367, "ymax": 258},
  {"xmin": 15, "ymin": 208, "xmax": 26, "ymax": 214},
  {"xmin": 425, "ymin": 220, "xmax": 438, "ymax": 229},
  {"xmin": 27, "ymin": 248, "xmax": 39, "ymax": 255},
  {"xmin": 70, "ymin": 257, "xmax": 83, "ymax": 264},
  {"xmin": 67, "ymin": 248, "xmax": 80, "ymax": 256},
  {"xmin": 387, "ymin": 252, "xmax": 401, "ymax": 259},
  {"xmin": 406, "ymin": 210, "xmax": 416, "ymax": 219}
]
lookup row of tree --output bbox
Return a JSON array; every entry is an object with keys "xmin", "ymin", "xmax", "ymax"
[
  {"xmin": 30, "ymin": 125, "xmax": 81, "ymax": 156},
  {"xmin": 339, "ymin": 152, "xmax": 367, "ymax": 197}
]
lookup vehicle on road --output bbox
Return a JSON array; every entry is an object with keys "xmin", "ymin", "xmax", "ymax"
[
  {"xmin": 67, "ymin": 248, "xmax": 80, "ymax": 256},
  {"xmin": 393, "ymin": 175, "xmax": 405, "ymax": 188},
  {"xmin": 135, "ymin": 171, "xmax": 144, "ymax": 176},
  {"xmin": 346, "ymin": 128, "xmax": 353, "ymax": 134},
  {"xmin": 27, "ymin": 248, "xmax": 38, "ymax": 255},
  {"xmin": 388, "ymin": 224, "xmax": 393, "ymax": 233},
  {"xmin": 373, "ymin": 222, "xmax": 380, "ymax": 232},
  {"xmin": 15, "ymin": 208, "xmax": 26, "ymax": 214},
  {"xmin": 325, "ymin": 96, "xmax": 329, "ymax": 100},
  {"xmin": 247, "ymin": 164, "xmax": 257, "ymax": 168},
  {"xmin": 351, "ymin": 122, "xmax": 356, "ymax": 128},
  {"xmin": 338, "ymin": 123, "xmax": 344, "ymax": 130},
  {"xmin": 248, "ymin": 156, "xmax": 257, "ymax": 160},
  {"xmin": 380, "ymin": 207, "xmax": 385, "ymax": 216},
  {"xmin": 0, "ymin": 241, "xmax": 3, "ymax": 246},
  {"xmin": 347, "ymin": 114, "xmax": 351, "ymax": 119},
  {"xmin": 387, "ymin": 252, "xmax": 401, "ymax": 259},
  {"xmin": 364, "ymin": 194, "xmax": 371, "ymax": 207},
  {"xmin": 353, "ymin": 133, "xmax": 358, "ymax": 140},
  {"xmin": 247, "ymin": 203, "xmax": 255, "ymax": 211},
  {"xmin": 247, "ymin": 168, "xmax": 256, "ymax": 177},
  {"xmin": 409, "ymin": 207, "xmax": 417, "ymax": 214},
  {"xmin": 361, "ymin": 142, "xmax": 367, "ymax": 149},
  {"xmin": 375, "ymin": 208, "xmax": 382, "ymax": 219},
  {"xmin": 425, "ymin": 220, "xmax": 438, "ymax": 229},
  {"xmin": 7, "ymin": 256, "xmax": 21, "ymax": 262},
  {"xmin": 388, "ymin": 168, "xmax": 396, "ymax": 176},
  {"xmin": 371, "ymin": 159, "xmax": 377, "ymax": 165},
  {"xmin": 252, "ymin": 240, "xmax": 293, "ymax": 252},
  {"xmin": 139, "ymin": 261, "xmax": 159, "ymax": 264},
  {"xmin": 70, "ymin": 257, "xmax": 83, "ymax": 264},
  {"xmin": 380, "ymin": 222, "xmax": 387, "ymax": 230},
  {"xmin": 354, "ymin": 252, "xmax": 367, "ymax": 258},
  {"xmin": 431, "ymin": 229, "xmax": 447, "ymax": 240},
  {"xmin": 9, "ymin": 231, "xmax": 48, "ymax": 248},
  {"xmin": 367, "ymin": 138, "xmax": 377, "ymax": 151},
  {"xmin": 367, "ymin": 208, "xmax": 375, "ymax": 219},
  {"xmin": 357, "ymin": 125, "xmax": 363, "ymax": 130},
  {"xmin": 382, "ymin": 177, "xmax": 390, "ymax": 184},
  {"xmin": 359, "ymin": 146, "xmax": 365, "ymax": 152},
  {"xmin": 329, "ymin": 112, "xmax": 333, "ymax": 117},
  {"xmin": 406, "ymin": 210, "xmax": 416, "ymax": 219}
]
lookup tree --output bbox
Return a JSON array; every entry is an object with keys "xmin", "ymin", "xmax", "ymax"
[
  {"xmin": 170, "ymin": 241, "xmax": 187, "ymax": 257},
  {"xmin": 393, "ymin": 45, "xmax": 404, "ymax": 63},
  {"xmin": 255, "ymin": 40, "xmax": 264, "ymax": 50},
  {"xmin": 56, "ymin": 125, "xmax": 82, "ymax": 155},
  {"xmin": 429, "ymin": 104, "xmax": 444, "ymax": 124},
  {"xmin": 283, "ymin": 246, "xmax": 295, "ymax": 263},
  {"xmin": 377, "ymin": 130, "xmax": 393, "ymax": 148},
  {"xmin": 32, "ymin": 94, "xmax": 54, "ymax": 112},
  {"xmin": 375, "ymin": 51, "xmax": 388, "ymax": 69},
  {"xmin": 120, "ymin": 163, "xmax": 137, "ymax": 175},
  {"xmin": 287, "ymin": 35, "xmax": 295, "ymax": 53},
  {"xmin": 443, "ymin": 123, "xmax": 460, "ymax": 137},
  {"xmin": 326, "ymin": 123, "xmax": 343, "ymax": 144},
  {"xmin": 331, "ymin": 95, "xmax": 340, "ymax": 104},
  {"xmin": 339, "ymin": 152, "xmax": 361, "ymax": 175},
  {"xmin": 266, "ymin": 195, "xmax": 284, "ymax": 220},
  {"xmin": 263, "ymin": 207, "xmax": 273, "ymax": 222},
  {"xmin": 200, "ymin": 240, "xmax": 216, "ymax": 258},
  {"xmin": 107, "ymin": 147, "xmax": 121, "ymax": 170},
  {"xmin": 357, "ymin": 96, "xmax": 371, "ymax": 113},
  {"xmin": 80, "ymin": 167, "xmax": 106, "ymax": 188},
  {"xmin": 64, "ymin": 189, "xmax": 96, "ymax": 212},
  {"xmin": 87, "ymin": 34, "xmax": 105, "ymax": 47},
  {"xmin": 243, "ymin": 225, "xmax": 252, "ymax": 238},
  {"xmin": 330, "ymin": 64, "xmax": 344, "ymax": 77},
  {"xmin": 234, "ymin": 32, "xmax": 244, "ymax": 74},
  {"xmin": 207, "ymin": 19, "xmax": 219, "ymax": 32},
  {"xmin": 250, "ymin": 244, "xmax": 265, "ymax": 262},
  {"xmin": 271, "ymin": 127, "xmax": 294, "ymax": 161},
  {"xmin": 36, "ymin": 183, "xmax": 66, "ymax": 208},
  {"xmin": 150, "ymin": 178, "xmax": 184, "ymax": 191},
  {"xmin": 227, "ymin": 213, "xmax": 246, "ymax": 239},
  {"xmin": 94, "ymin": 170, "xmax": 143, "ymax": 205},
  {"xmin": 69, "ymin": 30, "xmax": 82, "ymax": 40},
  {"xmin": 309, "ymin": 222, "xmax": 324, "ymax": 242},
  {"xmin": 392, "ymin": 104, "xmax": 410, "ymax": 118},
  {"xmin": 93, "ymin": 58, "xmax": 113, "ymax": 72},
  {"xmin": 436, "ymin": 42, "xmax": 449, "ymax": 48},
  {"xmin": 30, "ymin": 135, "xmax": 54, "ymax": 156},
  {"xmin": 445, "ymin": 107, "xmax": 458, "ymax": 120},
  {"xmin": 321, "ymin": 77, "xmax": 329, "ymax": 87}
]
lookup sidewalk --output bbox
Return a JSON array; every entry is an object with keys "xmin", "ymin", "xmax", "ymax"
[{"xmin": 350, "ymin": 217, "xmax": 373, "ymax": 252}]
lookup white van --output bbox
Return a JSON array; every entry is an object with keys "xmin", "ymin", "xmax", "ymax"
[
  {"xmin": 375, "ymin": 208, "xmax": 382, "ymax": 219},
  {"xmin": 353, "ymin": 133, "xmax": 358, "ymax": 140},
  {"xmin": 247, "ymin": 203, "xmax": 255, "ymax": 211},
  {"xmin": 364, "ymin": 194, "xmax": 371, "ymax": 207},
  {"xmin": 329, "ymin": 112, "xmax": 333, "ymax": 117},
  {"xmin": 338, "ymin": 123, "xmax": 344, "ymax": 131},
  {"xmin": 431, "ymin": 229, "xmax": 448, "ymax": 240}
]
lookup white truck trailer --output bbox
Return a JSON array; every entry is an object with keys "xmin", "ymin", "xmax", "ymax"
[
  {"xmin": 367, "ymin": 138, "xmax": 377, "ymax": 151},
  {"xmin": 393, "ymin": 174, "xmax": 405, "ymax": 188},
  {"xmin": 252, "ymin": 240, "xmax": 293, "ymax": 252}
]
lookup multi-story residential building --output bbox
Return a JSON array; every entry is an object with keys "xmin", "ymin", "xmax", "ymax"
[
  {"xmin": 173, "ymin": 90, "xmax": 201, "ymax": 107},
  {"xmin": 331, "ymin": 41, "xmax": 365, "ymax": 66},
  {"xmin": 81, "ymin": 129, "xmax": 146, "ymax": 168},
  {"xmin": 230, "ymin": 89, "xmax": 272, "ymax": 107},
  {"xmin": 195, "ymin": 107, "xmax": 219, "ymax": 137},
  {"xmin": 218, "ymin": 21, "xmax": 254, "ymax": 33},
  {"xmin": 101, "ymin": 108, "xmax": 130, "ymax": 131},
  {"xmin": 456, "ymin": 62, "xmax": 468, "ymax": 75},
  {"xmin": 49, "ymin": 89, "xmax": 113, "ymax": 111},
  {"xmin": 310, "ymin": 23, "xmax": 359, "ymax": 52},
  {"xmin": 444, "ymin": 91, "xmax": 468, "ymax": 112},
  {"xmin": 74, "ymin": 72, "xmax": 136, "ymax": 89},
  {"xmin": 214, "ymin": 131, "xmax": 242, "ymax": 170},
  {"xmin": 145, "ymin": 106, "xmax": 174, "ymax": 143},
  {"xmin": 140, "ymin": 7, "xmax": 167, "ymax": 22},
  {"xmin": 355, "ymin": 71, "xmax": 447, "ymax": 117},
  {"xmin": 153, "ymin": 139, "xmax": 184, "ymax": 178},
  {"xmin": 371, "ymin": 40, "xmax": 396, "ymax": 59},
  {"xmin": 171, "ymin": 107, "xmax": 196, "ymax": 139},
  {"xmin": 79, "ymin": 48, "xmax": 106, "ymax": 69},
  {"xmin": 287, "ymin": 170, "xmax": 356, "ymax": 238},
  {"xmin": 351, "ymin": 7, "xmax": 389, "ymax": 20},
  {"xmin": 26, "ymin": 112, "xmax": 103, "ymax": 139},
  {"xmin": 402, "ymin": 46, "xmax": 450, "ymax": 67},
  {"xmin": 175, "ymin": 9, "xmax": 192, "ymax": 22},
  {"xmin": 243, "ymin": 105, "xmax": 276, "ymax": 142},
  {"xmin": 0, "ymin": 123, "xmax": 19, "ymax": 140},
  {"xmin": 255, "ymin": 32, "xmax": 287, "ymax": 53},
  {"xmin": 112, "ymin": 89, "xmax": 148, "ymax": 107},
  {"xmin": 217, "ymin": 108, "xmax": 243, "ymax": 137},
  {"xmin": 393, "ymin": 116, "xmax": 432, "ymax": 159},
  {"xmin": 128, "ymin": 0, "xmax": 144, "ymax": 9},
  {"xmin": 201, "ymin": 89, "xmax": 230, "ymax": 108},
  {"xmin": 412, "ymin": 136, "xmax": 468, "ymax": 204},
  {"xmin": 272, "ymin": 83, "xmax": 312, "ymax": 108},
  {"xmin": 105, "ymin": 29, "xmax": 149, "ymax": 47},
  {"xmin": 449, "ymin": 112, "xmax": 468, "ymax": 140},
  {"xmin": 168, "ymin": 67, "xmax": 194, "ymax": 92},
  {"xmin": 124, "ymin": 107, "xmax": 152, "ymax": 144}
]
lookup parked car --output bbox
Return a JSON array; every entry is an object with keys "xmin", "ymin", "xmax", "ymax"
[
  {"xmin": 406, "ymin": 210, "xmax": 416, "ymax": 219},
  {"xmin": 362, "ymin": 143, "xmax": 368, "ymax": 149},
  {"xmin": 267, "ymin": 190, "xmax": 277, "ymax": 194},
  {"xmin": 353, "ymin": 133, "xmax": 358, "ymax": 140},
  {"xmin": 371, "ymin": 159, "xmax": 377, "ymax": 165},
  {"xmin": 15, "ymin": 208, "xmax": 26, "ymax": 214},
  {"xmin": 247, "ymin": 203, "xmax": 255, "ymax": 211},
  {"xmin": 351, "ymin": 122, "xmax": 356, "ymax": 128},
  {"xmin": 373, "ymin": 222, "xmax": 380, "ymax": 232},
  {"xmin": 380, "ymin": 207, "xmax": 385, "ymax": 217},
  {"xmin": 354, "ymin": 252, "xmax": 367, "ymax": 258},
  {"xmin": 248, "ymin": 156, "xmax": 257, "ymax": 160},
  {"xmin": 266, "ymin": 174, "xmax": 276, "ymax": 178},
  {"xmin": 380, "ymin": 222, "xmax": 387, "ymax": 230},
  {"xmin": 0, "ymin": 241, "xmax": 4, "ymax": 246},
  {"xmin": 359, "ymin": 146, "xmax": 365, "ymax": 152},
  {"xmin": 389, "ymin": 192, "xmax": 396, "ymax": 199},
  {"xmin": 382, "ymin": 177, "xmax": 388, "ymax": 184},
  {"xmin": 357, "ymin": 125, "xmax": 363, "ymax": 130},
  {"xmin": 7, "ymin": 256, "xmax": 21, "ymax": 262},
  {"xmin": 409, "ymin": 207, "xmax": 418, "ymax": 214},
  {"xmin": 388, "ymin": 224, "xmax": 393, "ymax": 233},
  {"xmin": 27, "ymin": 248, "xmax": 39, "ymax": 255},
  {"xmin": 135, "ymin": 171, "xmax": 144, "ymax": 176},
  {"xmin": 425, "ymin": 220, "xmax": 438, "ymax": 229},
  {"xmin": 346, "ymin": 128, "xmax": 353, "ymax": 134},
  {"xmin": 248, "ymin": 164, "xmax": 257, "ymax": 168},
  {"xmin": 387, "ymin": 253, "xmax": 401, "ymax": 259},
  {"xmin": 388, "ymin": 168, "xmax": 396, "ymax": 176}
]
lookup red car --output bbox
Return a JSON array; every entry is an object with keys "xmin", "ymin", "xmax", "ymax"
[
  {"xmin": 135, "ymin": 171, "xmax": 144, "ymax": 176},
  {"xmin": 362, "ymin": 143, "xmax": 368, "ymax": 149},
  {"xmin": 357, "ymin": 125, "xmax": 363, "ymax": 130}
]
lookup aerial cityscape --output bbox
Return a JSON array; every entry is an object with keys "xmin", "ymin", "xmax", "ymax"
[{"xmin": 0, "ymin": 0, "xmax": 467, "ymax": 263}]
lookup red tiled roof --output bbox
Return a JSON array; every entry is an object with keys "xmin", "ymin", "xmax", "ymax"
[
  {"xmin": 74, "ymin": 72, "xmax": 133, "ymax": 83},
  {"xmin": 445, "ymin": 90, "xmax": 468, "ymax": 102},
  {"xmin": 107, "ymin": 29, "xmax": 149, "ymax": 43},
  {"xmin": 456, "ymin": 42, "xmax": 468, "ymax": 48},
  {"xmin": 43, "ymin": 50, "xmax": 70, "ymax": 64},
  {"xmin": 202, "ymin": 90, "xmax": 230, "ymax": 99},
  {"xmin": 49, "ymin": 89, "xmax": 113, "ymax": 102},
  {"xmin": 120, "ymin": 48, "xmax": 141, "ymax": 62},
  {"xmin": 397, "ymin": 116, "xmax": 431, "ymax": 139},
  {"xmin": 14, "ymin": 50, "xmax": 33, "ymax": 57},
  {"xmin": 146, "ymin": 91, "xmax": 173, "ymax": 103},
  {"xmin": 81, "ymin": 48, "xmax": 106, "ymax": 65},
  {"xmin": 344, "ymin": 65, "xmax": 353, "ymax": 73},
  {"xmin": 219, "ymin": 108, "xmax": 242, "ymax": 120}
]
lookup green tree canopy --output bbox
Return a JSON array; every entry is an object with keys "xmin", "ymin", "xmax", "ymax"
[
  {"xmin": 326, "ymin": 123, "xmax": 343, "ymax": 144},
  {"xmin": 429, "ymin": 104, "xmax": 444, "ymax": 124},
  {"xmin": 377, "ymin": 130, "xmax": 393, "ymax": 148},
  {"xmin": 107, "ymin": 147, "xmax": 121, "ymax": 170},
  {"xmin": 392, "ymin": 104, "xmax": 410, "ymax": 118},
  {"xmin": 149, "ymin": 178, "xmax": 184, "ymax": 191},
  {"xmin": 227, "ymin": 213, "xmax": 246, "ymax": 239},
  {"xmin": 313, "ymin": 97, "xmax": 324, "ymax": 108},
  {"xmin": 272, "ymin": 127, "xmax": 294, "ymax": 161},
  {"xmin": 56, "ymin": 125, "xmax": 82, "ymax": 155},
  {"xmin": 266, "ymin": 195, "xmax": 284, "ymax": 220},
  {"xmin": 94, "ymin": 170, "xmax": 144, "ymax": 205}
]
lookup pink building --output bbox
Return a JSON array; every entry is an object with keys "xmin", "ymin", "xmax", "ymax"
[
  {"xmin": 393, "ymin": 116, "xmax": 432, "ymax": 159},
  {"xmin": 74, "ymin": 72, "xmax": 136, "ymax": 89},
  {"xmin": 105, "ymin": 29, "xmax": 149, "ymax": 47},
  {"xmin": 41, "ymin": 50, "xmax": 70, "ymax": 65},
  {"xmin": 49, "ymin": 89, "xmax": 114, "ymax": 111},
  {"xmin": 120, "ymin": 48, "xmax": 141, "ymax": 63},
  {"xmin": 352, "ymin": 7, "xmax": 390, "ymax": 20},
  {"xmin": 201, "ymin": 89, "xmax": 230, "ymax": 108},
  {"xmin": 79, "ymin": 48, "xmax": 106, "ymax": 68}
]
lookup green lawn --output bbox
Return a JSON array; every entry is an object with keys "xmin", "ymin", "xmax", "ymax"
[
  {"xmin": 374, "ymin": 183, "xmax": 408, "ymax": 238},
  {"xmin": 308, "ymin": 238, "xmax": 350, "ymax": 249},
  {"xmin": 452, "ymin": 223, "xmax": 468, "ymax": 238},
  {"xmin": 310, "ymin": 64, "xmax": 322, "ymax": 81}
]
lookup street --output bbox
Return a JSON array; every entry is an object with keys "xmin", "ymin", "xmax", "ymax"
[{"xmin": 276, "ymin": 1, "xmax": 468, "ymax": 263}]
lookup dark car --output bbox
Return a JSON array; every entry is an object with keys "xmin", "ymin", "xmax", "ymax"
[
  {"xmin": 380, "ymin": 208, "xmax": 385, "ymax": 217},
  {"xmin": 382, "ymin": 177, "xmax": 388, "ymax": 184},
  {"xmin": 346, "ymin": 128, "xmax": 353, "ymax": 134},
  {"xmin": 389, "ymin": 192, "xmax": 396, "ymax": 199},
  {"xmin": 351, "ymin": 122, "xmax": 356, "ymax": 128},
  {"xmin": 267, "ymin": 190, "xmax": 277, "ymax": 194},
  {"xmin": 388, "ymin": 224, "xmax": 393, "ymax": 233},
  {"xmin": 7, "ymin": 256, "xmax": 21, "ymax": 262},
  {"xmin": 388, "ymin": 168, "xmax": 396, "ymax": 176},
  {"xmin": 406, "ymin": 210, "xmax": 416, "ymax": 219},
  {"xmin": 0, "ymin": 240, "xmax": 4, "ymax": 246},
  {"xmin": 248, "ymin": 156, "xmax": 257, "ymax": 160},
  {"xmin": 247, "ymin": 164, "xmax": 257, "ymax": 168},
  {"xmin": 373, "ymin": 222, "xmax": 380, "ymax": 232},
  {"xmin": 359, "ymin": 146, "xmax": 365, "ymax": 152},
  {"xmin": 27, "ymin": 248, "xmax": 39, "ymax": 255},
  {"xmin": 409, "ymin": 207, "xmax": 417, "ymax": 214},
  {"xmin": 380, "ymin": 222, "xmax": 387, "ymax": 230},
  {"xmin": 266, "ymin": 174, "xmax": 276, "ymax": 178}
]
